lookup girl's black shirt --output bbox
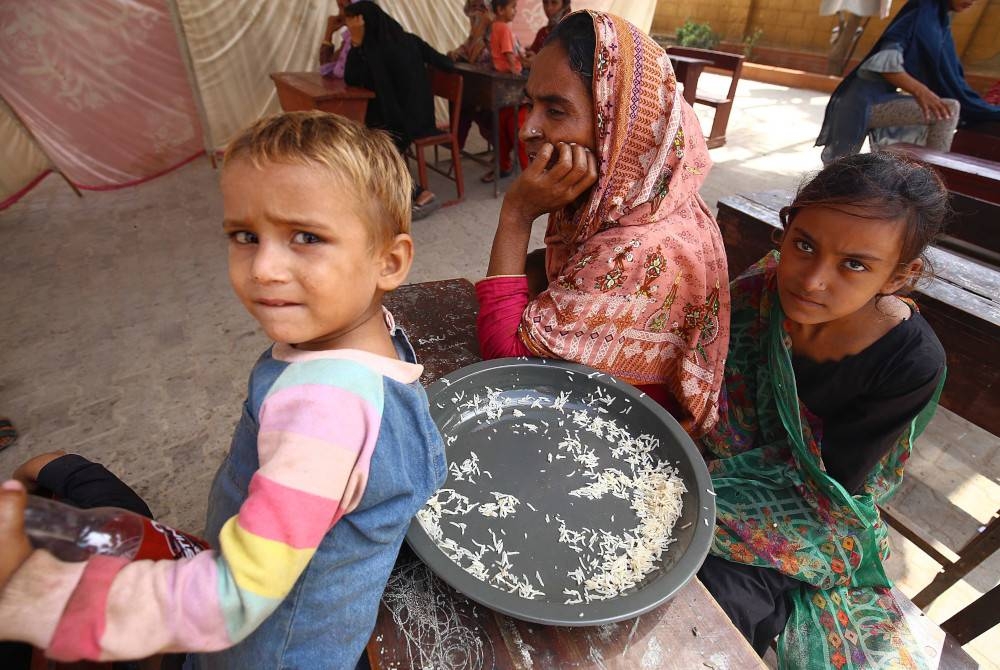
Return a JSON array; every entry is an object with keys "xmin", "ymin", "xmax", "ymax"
[{"xmin": 792, "ymin": 310, "xmax": 945, "ymax": 494}]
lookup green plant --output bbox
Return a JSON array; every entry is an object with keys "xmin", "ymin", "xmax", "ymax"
[
  {"xmin": 742, "ymin": 27, "xmax": 763, "ymax": 61},
  {"xmin": 676, "ymin": 20, "xmax": 719, "ymax": 50}
]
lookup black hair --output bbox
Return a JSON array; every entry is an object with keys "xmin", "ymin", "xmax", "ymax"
[
  {"xmin": 780, "ymin": 152, "xmax": 949, "ymax": 277},
  {"xmin": 542, "ymin": 11, "xmax": 595, "ymax": 89},
  {"xmin": 491, "ymin": 0, "xmax": 515, "ymax": 12}
]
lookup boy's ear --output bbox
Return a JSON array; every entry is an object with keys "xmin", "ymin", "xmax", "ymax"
[
  {"xmin": 882, "ymin": 257, "xmax": 923, "ymax": 295},
  {"xmin": 377, "ymin": 233, "xmax": 413, "ymax": 292}
]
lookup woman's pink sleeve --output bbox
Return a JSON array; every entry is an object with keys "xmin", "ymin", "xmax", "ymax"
[{"xmin": 475, "ymin": 276, "xmax": 532, "ymax": 359}]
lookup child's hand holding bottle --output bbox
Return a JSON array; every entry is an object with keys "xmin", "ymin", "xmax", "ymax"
[{"xmin": 0, "ymin": 480, "xmax": 31, "ymax": 591}]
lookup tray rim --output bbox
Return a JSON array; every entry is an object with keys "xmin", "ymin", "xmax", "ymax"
[{"xmin": 405, "ymin": 357, "xmax": 716, "ymax": 627}]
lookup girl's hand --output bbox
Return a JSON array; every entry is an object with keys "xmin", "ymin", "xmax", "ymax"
[
  {"xmin": 345, "ymin": 15, "xmax": 365, "ymax": 46},
  {"xmin": 326, "ymin": 14, "xmax": 345, "ymax": 38},
  {"xmin": 915, "ymin": 88, "xmax": 952, "ymax": 121},
  {"xmin": 0, "ymin": 480, "xmax": 32, "ymax": 591},
  {"xmin": 505, "ymin": 142, "xmax": 598, "ymax": 223}
]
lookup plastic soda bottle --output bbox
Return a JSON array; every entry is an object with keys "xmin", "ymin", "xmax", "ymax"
[{"xmin": 23, "ymin": 495, "xmax": 210, "ymax": 562}]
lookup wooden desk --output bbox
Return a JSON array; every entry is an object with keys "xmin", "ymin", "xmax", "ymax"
[
  {"xmin": 373, "ymin": 279, "xmax": 766, "ymax": 670},
  {"xmin": 453, "ymin": 63, "xmax": 528, "ymax": 198},
  {"xmin": 668, "ymin": 54, "xmax": 711, "ymax": 106},
  {"xmin": 269, "ymin": 72, "xmax": 374, "ymax": 123}
]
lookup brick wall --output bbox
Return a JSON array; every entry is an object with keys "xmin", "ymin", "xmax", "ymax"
[{"xmin": 652, "ymin": 0, "xmax": 1000, "ymax": 78}]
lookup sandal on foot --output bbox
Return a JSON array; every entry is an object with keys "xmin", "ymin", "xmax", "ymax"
[
  {"xmin": 412, "ymin": 197, "xmax": 441, "ymax": 221},
  {"xmin": 0, "ymin": 418, "xmax": 17, "ymax": 452}
]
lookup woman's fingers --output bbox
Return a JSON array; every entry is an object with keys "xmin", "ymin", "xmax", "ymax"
[
  {"xmin": 525, "ymin": 143, "xmax": 555, "ymax": 178},
  {"xmin": 505, "ymin": 141, "xmax": 598, "ymax": 219},
  {"xmin": 545, "ymin": 142, "xmax": 576, "ymax": 181},
  {"xmin": 918, "ymin": 91, "xmax": 951, "ymax": 121},
  {"xmin": 572, "ymin": 147, "xmax": 599, "ymax": 193},
  {"xmin": 936, "ymin": 99, "xmax": 953, "ymax": 120}
]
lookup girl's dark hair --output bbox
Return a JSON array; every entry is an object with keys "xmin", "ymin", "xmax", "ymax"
[
  {"xmin": 491, "ymin": 0, "xmax": 514, "ymax": 12},
  {"xmin": 542, "ymin": 12, "xmax": 595, "ymax": 89},
  {"xmin": 780, "ymin": 152, "xmax": 949, "ymax": 269}
]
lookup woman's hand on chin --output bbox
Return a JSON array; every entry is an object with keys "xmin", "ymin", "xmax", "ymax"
[{"xmin": 506, "ymin": 142, "xmax": 598, "ymax": 222}]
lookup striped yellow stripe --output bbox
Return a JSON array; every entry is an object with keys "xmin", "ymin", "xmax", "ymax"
[{"xmin": 217, "ymin": 517, "xmax": 315, "ymax": 599}]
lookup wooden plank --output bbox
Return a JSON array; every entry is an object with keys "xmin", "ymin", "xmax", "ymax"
[
  {"xmin": 940, "ymin": 583, "xmax": 1000, "ymax": 645},
  {"xmin": 913, "ymin": 514, "xmax": 1000, "ymax": 609},
  {"xmin": 893, "ymin": 587, "xmax": 978, "ymax": 670},
  {"xmin": 879, "ymin": 505, "xmax": 960, "ymax": 569},
  {"xmin": 493, "ymin": 579, "xmax": 764, "ymax": 670},
  {"xmin": 888, "ymin": 143, "xmax": 1000, "ymax": 205},
  {"xmin": 937, "ymin": 192, "xmax": 1000, "ymax": 265},
  {"xmin": 385, "ymin": 278, "xmax": 481, "ymax": 387},
  {"xmin": 951, "ymin": 121, "xmax": 1000, "ymax": 163}
]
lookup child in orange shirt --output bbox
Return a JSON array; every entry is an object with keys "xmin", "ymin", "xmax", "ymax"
[{"xmin": 484, "ymin": 0, "xmax": 528, "ymax": 182}]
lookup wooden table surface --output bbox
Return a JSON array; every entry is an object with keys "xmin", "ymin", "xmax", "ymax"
[
  {"xmin": 372, "ymin": 278, "xmax": 766, "ymax": 670},
  {"xmin": 269, "ymin": 72, "xmax": 374, "ymax": 123}
]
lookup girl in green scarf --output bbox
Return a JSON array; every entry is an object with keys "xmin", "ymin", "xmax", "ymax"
[{"xmin": 700, "ymin": 152, "xmax": 948, "ymax": 669}]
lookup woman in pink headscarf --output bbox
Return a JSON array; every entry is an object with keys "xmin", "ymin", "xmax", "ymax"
[{"xmin": 476, "ymin": 10, "xmax": 730, "ymax": 437}]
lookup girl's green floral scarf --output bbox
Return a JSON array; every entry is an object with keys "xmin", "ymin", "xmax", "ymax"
[{"xmin": 702, "ymin": 253, "xmax": 943, "ymax": 669}]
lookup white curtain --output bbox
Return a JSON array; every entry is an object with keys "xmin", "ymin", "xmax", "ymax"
[
  {"xmin": 0, "ymin": 98, "xmax": 50, "ymax": 207},
  {"xmin": 0, "ymin": 0, "xmax": 655, "ymax": 206},
  {"xmin": 175, "ymin": 0, "xmax": 654, "ymax": 153},
  {"xmin": 172, "ymin": 0, "xmax": 336, "ymax": 152}
]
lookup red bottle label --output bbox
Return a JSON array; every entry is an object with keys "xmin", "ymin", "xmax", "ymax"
[{"xmin": 133, "ymin": 518, "xmax": 211, "ymax": 560}]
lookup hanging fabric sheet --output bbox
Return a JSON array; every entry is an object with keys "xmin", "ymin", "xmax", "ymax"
[
  {"xmin": 0, "ymin": 0, "xmax": 654, "ymax": 207},
  {"xmin": 0, "ymin": 0, "xmax": 204, "ymax": 191}
]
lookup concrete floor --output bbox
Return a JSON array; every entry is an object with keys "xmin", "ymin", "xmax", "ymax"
[{"xmin": 1, "ymin": 75, "xmax": 996, "ymax": 667}]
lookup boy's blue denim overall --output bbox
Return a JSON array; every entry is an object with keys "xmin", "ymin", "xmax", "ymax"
[{"xmin": 186, "ymin": 326, "xmax": 446, "ymax": 670}]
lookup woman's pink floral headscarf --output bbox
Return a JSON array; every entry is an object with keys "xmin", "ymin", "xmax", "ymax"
[{"xmin": 519, "ymin": 11, "xmax": 730, "ymax": 436}]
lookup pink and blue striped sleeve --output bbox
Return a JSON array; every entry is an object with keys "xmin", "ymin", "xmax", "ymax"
[{"xmin": 5, "ymin": 358, "xmax": 384, "ymax": 662}]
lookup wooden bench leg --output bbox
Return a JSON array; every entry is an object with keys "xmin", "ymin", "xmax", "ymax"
[
  {"xmin": 706, "ymin": 101, "xmax": 733, "ymax": 149},
  {"xmin": 912, "ymin": 514, "xmax": 1000, "ymax": 609},
  {"xmin": 940, "ymin": 583, "xmax": 1000, "ymax": 645},
  {"xmin": 450, "ymin": 139, "xmax": 464, "ymax": 201}
]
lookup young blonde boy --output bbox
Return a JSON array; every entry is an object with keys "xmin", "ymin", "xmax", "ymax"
[{"xmin": 0, "ymin": 112, "xmax": 446, "ymax": 670}]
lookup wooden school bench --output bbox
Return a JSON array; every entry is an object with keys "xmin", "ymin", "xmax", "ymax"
[{"xmin": 887, "ymin": 143, "xmax": 1000, "ymax": 266}]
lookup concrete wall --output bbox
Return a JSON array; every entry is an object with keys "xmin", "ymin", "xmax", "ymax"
[{"xmin": 652, "ymin": 0, "xmax": 1000, "ymax": 78}]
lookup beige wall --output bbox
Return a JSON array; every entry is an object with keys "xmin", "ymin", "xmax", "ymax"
[{"xmin": 652, "ymin": 0, "xmax": 1000, "ymax": 77}]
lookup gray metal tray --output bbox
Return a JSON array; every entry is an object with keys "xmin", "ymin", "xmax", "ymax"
[{"xmin": 406, "ymin": 358, "xmax": 715, "ymax": 627}]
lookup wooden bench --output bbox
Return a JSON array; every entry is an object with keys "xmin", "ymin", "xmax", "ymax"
[
  {"xmin": 950, "ymin": 120, "xmax": 1000, "ymax": 163},
  {"xmin": 887, "ymin": 143, "xmax": 1000, "ymax": 205},
  {"xmin": 717, "ymin": 190, "xmax": 1000, "ymax": 658},
  {"xmin": 885, "ymin": 143, "xmax": 1000, "ymax": 266},
  {"xmin": 665, "ymin": 46, "xmax": 744, "ymax": 149}
]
